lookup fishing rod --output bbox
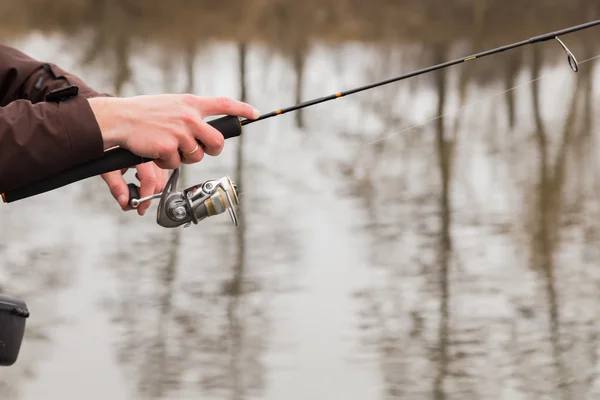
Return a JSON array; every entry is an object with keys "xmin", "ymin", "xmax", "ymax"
[{"xmin": 2, "ymin": 19, "xmax": 600, "ymax": 230}]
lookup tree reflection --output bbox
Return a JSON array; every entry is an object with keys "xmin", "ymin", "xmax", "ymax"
[
  {"xmin": 507, "ymin": 41, "xmax": 599, "ymax": 398},
  {"xmin": 342, "ymin": 43, "xmax": 447, "ymax": 398},
  {"xmin": 432, "ymin": 44, "xmax": 451, "ymax": 400},
  {"xmin": 347, "ymin": 18, "xmax": 600, "ymax": 400}
]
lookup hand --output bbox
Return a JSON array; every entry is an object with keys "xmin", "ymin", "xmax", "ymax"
[
  {"xmin": 88, "ymin": 94, "xmax": 259, "ymax": 212},
  {"xmin": 89, "ymin": 94, "xmax": 260, "ymax": 168},
  {"xmin": 101, "ymin": 162, "xmax": 168, "ymax": 216}
]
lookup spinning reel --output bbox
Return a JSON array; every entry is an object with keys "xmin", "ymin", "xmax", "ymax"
[{"xmin": 127, "ymin": 168, "xmax": 239, "ymax": 228}]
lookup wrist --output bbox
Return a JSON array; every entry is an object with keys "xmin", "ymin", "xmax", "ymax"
[{"xmin": 87, "ymin": 97, "xmax": 127, "ymax": 150}]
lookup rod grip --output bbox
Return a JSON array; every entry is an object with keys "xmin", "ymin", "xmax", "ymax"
[
  {"xmin": 2, "ymin": 148, "xmax": 151, "ymax": 203},
  {"xmin": 1, "ymin": 115, "xmax": 243, "ymax": 203},
  {"xmin": 208, "ymin": 115, "xmax": 242, "ymax": 139}
]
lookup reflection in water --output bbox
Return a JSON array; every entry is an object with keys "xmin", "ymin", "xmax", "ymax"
[
  {"xmin": 518, "ymin": 41, "xmax": 598, "ymax": 398},
  {"xmin": 432, "ymin": 44, "xmax": 451, "ymax": 400},
  {"xmin": 3, "ymin": 3, "xmax": 600, "ymax": 399},
  {"xmin": 344, "ymin": 22, "xmax": 600, "ymax": 400}
]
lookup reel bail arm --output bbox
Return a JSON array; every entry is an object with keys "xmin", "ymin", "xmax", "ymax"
[{"xmin": 128, "ymin": 168, "xmax": 240, "ymax": 228}]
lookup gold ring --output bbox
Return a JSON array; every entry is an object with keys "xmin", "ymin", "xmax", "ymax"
[{"xmin": 184, "ymin": 143, "xmax": 200, "ymax": 155}]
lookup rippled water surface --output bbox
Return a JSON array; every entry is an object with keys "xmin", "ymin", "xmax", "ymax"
[{"xmin": 2, "ymin": 3, "xmax": 600, "ymax": 399}]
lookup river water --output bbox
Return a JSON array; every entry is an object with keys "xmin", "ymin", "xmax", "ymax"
[{"xmin": 2, "ymin": 14, "xmax": 600, "ymax": 400}]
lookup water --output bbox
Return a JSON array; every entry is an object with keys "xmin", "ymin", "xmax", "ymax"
[{"xmin": 2, "ymin": 3, "xmax": 600, "ymax": 399}]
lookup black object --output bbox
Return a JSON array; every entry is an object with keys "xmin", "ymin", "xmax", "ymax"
[
  {"xmin": 208, "ymin": 114, "xmax": 242, "ymax": 139},
  {"xmin": 128, "ymin": 183, "xmax": 141, "ymax": 203},
  {"xmin": 2, "ymin": 19, "xmax": 600, "ymax": 203},
  {"xmin": 45, "ymin": 85, "xmax": 79, "ymax": 102},
  {"xmin": 2, "ymin": 148, "xmax": 151, "ymax": 203},
  {"xmin": 0, "ymin": 294, "xmax": 29, "ymax": 367},
  {"xmin": 1, "ymin": 116, "xmax": 241, "ymax": 203}
]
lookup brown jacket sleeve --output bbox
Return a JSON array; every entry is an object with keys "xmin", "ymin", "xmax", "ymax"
[{"xmin": 0, "ymin": 44, "xmax": 110, "ymax": 195}]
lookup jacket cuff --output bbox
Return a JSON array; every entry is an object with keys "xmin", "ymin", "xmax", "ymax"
[
  {"xmin": 57, "ymin": 95, "xmax": 104, "ymax": 165},
  {"xmin": 45, "ymin": 64, "xmax": 107, "ymax": 97}
]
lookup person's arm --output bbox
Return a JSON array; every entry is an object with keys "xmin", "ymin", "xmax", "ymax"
[
  {"xmin": 0, "ymin": 96, "xmax": 104, "ymax": 194},
  {"xmin": 0, "ymin": 44, "xmax": 106, "ymax": 194},
  {"xmin": 0, "ymin": 44, "xmax": 260, "ymax": 211}
]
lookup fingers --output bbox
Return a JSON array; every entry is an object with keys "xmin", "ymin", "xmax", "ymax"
[
  {"xmin": 137, "ymin": 165, "xmax": 168, "ymax": 193},
  {"xmin": 195, "ymin": 121, "xmax": 224, "ymax": 156},
  {"xmin": 198, "ymin": 96, "xmax": 260, "ymax": 120},
  {"xmin": 135, "ymin": 163, "xmax": 159, "ymax": 216},
  {"xmin": 157, "ymin": 166, "xmax": 169, "ymax": 191},
  {"xmin": 182, "ymin": 96, "xmax": 259, "ymax": 156},
  {"xmin": 110, "ymin": 94, "xmax": 260, "ymax": 172},
  {"xmin": 180, "ymin": 108, "xmax": 223, "ymax": 157},
  {"xmin": 154, "ymin": 134, "xmax": 204, "ymax": 168},
  {"xmin": 179, "ymin": 137, "xmax": 206, "ymax": 165},
  {"xmin": 103, "ymin": 163, "xmax": 168, "ymax": 216},
  {"xmin": 154, "ymin": 138, "xmax": 182, "ymax": 170},
  {"xmin": 101, "ymin": 170, "xmax": 130, "ymax": 211}
]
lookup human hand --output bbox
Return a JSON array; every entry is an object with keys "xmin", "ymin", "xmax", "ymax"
[
  {"xmin": 88, "ymin": 94, "xmax": 259, "ymax": 212},
  {"xmin": 101, "ymin": 163, "xmax": 168, "ymax": 216},
  {"xmin": 89, "ymin": 94, "xmax": 259, "ymax": 168}
]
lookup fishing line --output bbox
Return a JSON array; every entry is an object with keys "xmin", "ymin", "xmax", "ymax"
[{"xmin": 353, "ymin": 53, "xmax": 600, "ymax": 150}]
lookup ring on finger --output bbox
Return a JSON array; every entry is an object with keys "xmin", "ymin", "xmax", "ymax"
[{"xmin": 184, "ymin": 143, "xmax": 200, "ymax": 155}]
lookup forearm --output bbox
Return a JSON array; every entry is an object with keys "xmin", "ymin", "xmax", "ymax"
[
  {"xmin": 0, "ymin": 44, "xmax": 109, "ymax": 106},
  {"xmin": 0, "ymin": 97, "xmax": 104, "ymax": 194}
]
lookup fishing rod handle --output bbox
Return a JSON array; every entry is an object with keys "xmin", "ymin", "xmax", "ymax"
[
  {"xmin": 1, "ymin": 115, "xmax": 242, "ymax": 203},
  {"xmin": 207, "ymin": 115, "xmax": 242, "ymax": 139}
]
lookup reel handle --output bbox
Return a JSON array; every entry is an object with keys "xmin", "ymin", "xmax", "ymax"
[
  {"xmin": 128, "ymin": 183, "xmax": 141, "ymax": 204},
  {"xmin": 1, "ymin": 115, "xmax": 242, "ymax": 203}
]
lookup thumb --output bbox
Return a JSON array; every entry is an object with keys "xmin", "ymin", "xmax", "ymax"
[{"xmin": 101, "ymin": 171, "xmax": 130, "ymax": 210}]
